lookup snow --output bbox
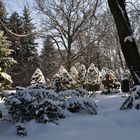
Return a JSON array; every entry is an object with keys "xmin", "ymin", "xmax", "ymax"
[
  {"xmin": 0, "ymin": 72, "xmax": 13, "ymax": 84},
  {"xmin": 124, "ymin": 36, "xmax": 133, "ymax": 43},
  {"xmin": 1, "ymin": 93, "xmax": 140, "ymax": 140},
  {"xmin": 58, "ymin": 65, "xmax": 68, "ymax": 75}
]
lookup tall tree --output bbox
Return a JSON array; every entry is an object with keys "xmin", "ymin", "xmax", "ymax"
[
  {"xmin": 0, "ymin": 31, "xmax": 16, "ymax": 90},
  {"xmin": 8, "ymin": 12, "xmax": 25, "ymax": 86},
  {"xmin": 40, "ymin": 35, "xmax": 57, "ymax": 79},
  {"xmin": 0, "ymin": 31, "xmax": 15, "ymax": 72},
  {"xmin": 20, "ymin": 6, "xmax": 38, "ymax": 86},
  {"xmin": 8, "ymin": 7, "xmax": 38, "ymax": 87},
  {"xmin": 108, "ymin": 0, "xmax": 140, "ymax": 85},
  {"xmin": 21, "ymin": 6, "xmax": 38, "ymax": 65},
  {"xmin": 8, "ymin": 12, "xmax": 23, "ymax": 62},
  {"xmin": 36, "ymin": 0, "xmax": 99, "ymax": 71}
]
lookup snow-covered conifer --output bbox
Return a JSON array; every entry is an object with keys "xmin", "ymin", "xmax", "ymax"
[
  {"xmin": 57, "ymin": 65, "xmax": 68, "ymax": 76},
  {"xmin": 31, "ymin": 68, "xmax": 46, "ymax": 85},
  {"xmin": 101, "ymin": 67, "xmax": 120, "ymax": 93},
  {"xmin": 86, "ymin": 63, "xmax": 101, "ymax": 84},
  {"xmin": 51, "ymin": 65, "xmax": 76, "ymax": 92},
  {"xmin": 75, "ymin": 63, "xmax": 86, "ymax": 84},
  {"xmin": 69, "ymin": 66, "xmax": 79, "ymax": 81}
]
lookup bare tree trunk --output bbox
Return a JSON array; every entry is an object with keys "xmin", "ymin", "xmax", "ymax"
[
  {"xmin": 66, "ymin": 40, "xmax": 72, "ymax": 72},
  {"xmin": 108, "ymin": 0, "xmax": 140, "ymax": 85}
]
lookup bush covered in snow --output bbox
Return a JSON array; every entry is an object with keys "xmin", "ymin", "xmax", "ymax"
[
  {"xmin": 63, "ymin": 97, "xmax": 97, "ymax": 114},
  {"xmin": 59, "ymin": 89, "xmax": 96, "ymax": 114},
  {"xmin": 121, "ymin": 85, "xmax": 140, "ymax": 110},
  {"xmin": 4, "ymin": 84, "xmax": 97, "ymax": 123},
  {"xmin": 4, "ymin": 84, "xmax": 64, "ymax": 123}
]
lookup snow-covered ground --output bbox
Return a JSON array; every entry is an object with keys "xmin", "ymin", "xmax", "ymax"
[{"xmin": 0, "ymin": 93, "xmax": 140, "ymax": 140}]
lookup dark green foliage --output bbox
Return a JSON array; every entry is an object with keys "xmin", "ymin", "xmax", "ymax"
[
  {"xmin": 21, "ymin": 6, "xmax": 38, "ymax": 64},
  {"xmin": 8, "ymin": 12, "xmax": 23, "ymax": 61},
  {"xmin": 8, "ymin": 7, "xmax": 38, "ymax": 86},
  {"xmin": 4, "ymin": 84, "xmax": 97, "ymax": 123},
  {"xmin": 64, "ymin": 97, "xmax": 97, "ymax": 114},
  {"xmin": 40, "ymin": 35, "xmax": 58, "ymax": 79},
  {"xmin": 0, "ymin": 1, "xmax": 16, "ymax": 91},
  {"xmin": 0, "ymin": 31, "xmax": 16, "ymax": 91},
  {"xmin": 0, "ymin": 32, "xmax": 14, "ymax": 71},
  {"xmin": 4, "ymin": 84, "xmax": 64, "ymax": 123}
]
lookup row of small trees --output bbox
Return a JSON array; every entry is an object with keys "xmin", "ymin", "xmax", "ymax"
[{"xmin": 30, "ymin": 63, "xmax": 122, "ymax": 93}]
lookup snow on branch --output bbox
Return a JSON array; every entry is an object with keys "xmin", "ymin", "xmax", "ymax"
[{"xmin": 124, "ymin": 35, "xmax": 133, "ymax": 43}]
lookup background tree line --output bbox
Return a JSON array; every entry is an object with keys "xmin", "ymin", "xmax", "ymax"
[{"xmin": 1, "ymin": 0, "xmax": 140, "ymax": 88}]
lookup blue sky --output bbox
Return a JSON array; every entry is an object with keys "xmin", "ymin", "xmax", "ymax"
[
  {"xmin": 4, "ymin": 0, "xmax": 41, "ymax": 26},
  {"xmin": 4, "ymin": 0, "xmax": 33, "ymax": 14}
]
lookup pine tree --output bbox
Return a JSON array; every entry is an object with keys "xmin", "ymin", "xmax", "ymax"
[
  {"xmin": 0, "ymin": 31, "xmax": 16, "ymax": 91},
  {"xmin": 8, "ymin": 7, "xmax": 38, "ymax": 87},
  {"xmin": 0, "ymin": 31, "xmax": 12, "ymax": 71},
  {"xmin": 8, "ymin": 12, "xmax": 26, "ymax": 87},
  {"xmin": 8, "ymin": 12, "xmax": 23, "ymax": 61},
  {"xmin": 21, "ymin": 6, "xmax": 38, "ymax": 65},
  {"xmin": 40, "ymin": 35, "xmax": 57, "ymax": 79},
  {"xmin": 51, "ymin": 65, "xmax": 76, "ymax": 92},
  {"xmin": 86, "ymin": 63, "xmax": 101, "ymax": 85},
  {"xmin": 20, "ymin": 6, "xmax": 38, "ymax": 86}
]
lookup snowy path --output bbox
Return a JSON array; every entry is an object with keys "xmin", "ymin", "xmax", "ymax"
[{"xmin": 0, "ymin": 93, "xmax": 140, "ymax": 140}]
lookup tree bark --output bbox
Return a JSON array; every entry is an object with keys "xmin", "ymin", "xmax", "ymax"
[{"xmin": 108, "ymin": 0, "xmax": 140, "ymax": 85}]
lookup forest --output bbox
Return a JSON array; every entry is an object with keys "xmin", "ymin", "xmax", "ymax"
[{"xmin": 0, "ymin": 0, "xmax": 140, "ymax": 139}]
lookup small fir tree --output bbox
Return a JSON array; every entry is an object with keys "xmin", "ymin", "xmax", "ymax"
[
  {"xmin": 75, "ymin": 63, "xmax": 87, "ymax": 87},
  {"xmin": 69, "ymin": 66, "xmax": 79, "ymax": 81},
  {"xmin": 86, "ymin": 63, "xmax": 101, "ymax": 85},
  {"xmin": 31, "ymin": 68, "xmax": 46, "ymax": 85},
  {"xmin": 101, "ymin": 67, "xmax": 120, "ymax": 94},
  {"xmin": 84, "ymin": 63, "xmax": 101, "ymax": 91},
  {"xmin": 51, "ymin": 65, "xmax": 76, "ymax": 92}
]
